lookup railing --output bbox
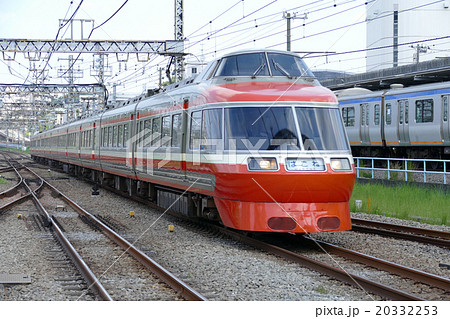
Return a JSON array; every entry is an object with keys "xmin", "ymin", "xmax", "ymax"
[{"xmin": 354, "ymin": 157, "xmax": 450, "ymax": 184}]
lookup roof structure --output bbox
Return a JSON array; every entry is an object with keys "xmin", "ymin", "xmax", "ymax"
[{"xmin": 320, "ymin": 57, "xmax": 450, "ymax": 90}]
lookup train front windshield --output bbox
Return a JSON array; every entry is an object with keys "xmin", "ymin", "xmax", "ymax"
[{"xmin": 223, "ymin": 107, "xmax": 350, "ymax": 151}]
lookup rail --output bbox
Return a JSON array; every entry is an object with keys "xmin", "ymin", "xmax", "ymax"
[
  {"xmin": 303, "ymin": 237, "xmax": 450, "ymax": 292},
  {"xmin": 24, "ymin": 166, "xmax": 207, "ymax": 301},
  {"xmin": 208, "ymin": 224, "xmax": 423, "ymax": 300},
  {"xmin": 354, "ymin": 157, "xmax": 450, "ymax": 184},
  {"xmin": 9, "ymin": 161, "xmax": 112, "ymax": 300},
  {"xmin": 351, "ymin": 218, "xmax": 450, "ymax": 248}
]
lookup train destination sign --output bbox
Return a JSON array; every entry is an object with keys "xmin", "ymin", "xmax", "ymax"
[{"xmin": 285, "ymin": 158, "xmax": 326, "ymax": 171}]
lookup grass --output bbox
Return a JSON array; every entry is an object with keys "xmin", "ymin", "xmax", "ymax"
[
  {"xmin": 350, "ymin": 182, "xmax": 449, "ymax": 226},
  {"xmin": 0, "ymin": 177, "xmax": 7, "ymax": 184},
  {"xmin": 315, "ymin": 286, "xmax": 329, "ymax": 294}
]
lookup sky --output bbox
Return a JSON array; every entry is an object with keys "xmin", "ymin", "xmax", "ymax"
[{"xmin": 0, "ymin": 0, "xmax": 369, "ymax": 98}]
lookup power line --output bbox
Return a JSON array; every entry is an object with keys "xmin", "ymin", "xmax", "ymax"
[
  {"xmin": 186, "ymin": 0, "xmax": 278, "ymax": 51},
  {"xmin": 187, "ymin": 0, "xmax": 326, "ymax": 40},
  {"xmin": 59, "ymin": 0, "xmax": 129, "ymax": 79},
  {"xmin": 305, "ymin": 35, "xmax": 450, "ymax": 60},
  {"xmin": 199, "ymin": 0, "xmax": 371, "ymax": 57},
  {"xmin": 186, "ymin": 0, "xmax": 243, "ymax": 38},
  {"xmin": 34, "ymin": 0, "xmax": 84, "ymax": 83}
]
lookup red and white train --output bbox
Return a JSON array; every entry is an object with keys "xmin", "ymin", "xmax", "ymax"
[{"xmin": 31, "ymin": 49, "xmax": 356, "ymax": 233}]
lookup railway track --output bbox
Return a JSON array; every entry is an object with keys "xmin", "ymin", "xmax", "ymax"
[
  {"xmin": 7, "ymin": 152, "xmax": 449, "ymax": 301},
  {"xmin": 48, "ymin": 163, "xmax": 449, "ymax": 301},
  {"xmin": 77, "ymin": 175, "xmax": 448, "ymax": 301},
  {"xmin": 351, "ymin": 218, "xmax": 450, "ymax": 248},
  {"xmin": 14, "ymin": 161, "xmax": 112, "ymax": 300},
  {"xmin": 300, "ymin": 237, "xmax": 450, "ymax": 292},
  {"xmin": 0, "ymin": 160, "xmax": 36, "ymax": 215},
  {"xmin": 208, "ymin": 226, "xmax": 450, "ymax": 301},
  {"xmin": 0, "ymin": 158, "xmax": 206, "ymax": 301}
]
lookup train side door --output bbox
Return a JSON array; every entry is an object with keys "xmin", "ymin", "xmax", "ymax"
[
  {"xmin": 129, "ymin": 112, "xmax": 136, "ymax": 173},
  {"xmin": 398, "ymin": 99, "xmax": 410, "ymax": 145},
  {"xmin": 360, "ymin": 103, "xmax": 370, "ymax": 145},
  {"xmin": 179, "ymin": 98, "xmax": 189, "ymax": 180},
  {"xmin": 442, "ymin": 95, "xmax": 450, "ymax": 142},
  {"xmin": 369, "ymin": 102, "xmax": 382, "ymax": 145}
]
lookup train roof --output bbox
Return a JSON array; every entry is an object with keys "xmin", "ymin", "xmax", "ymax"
[
  {"xmin": 337, "ymin": 80, "xmax": 450, "ymax": 101},
  {"xmin": 219, "ymin": 48, "xmax": 303, "ymax": 58},
  {"xmin": 33, "ymin": 49, "xmax": 331, "ymax": 138}
]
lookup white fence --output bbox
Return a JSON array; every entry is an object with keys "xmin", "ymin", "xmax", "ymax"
[{"xmin": 354, "ymin": 157, "xmax": 450, "ymax": 184}]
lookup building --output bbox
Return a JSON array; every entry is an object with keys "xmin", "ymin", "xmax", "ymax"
[{"xmin": 366, "ymin": 0, "xmax": 450, "ymax": 71}]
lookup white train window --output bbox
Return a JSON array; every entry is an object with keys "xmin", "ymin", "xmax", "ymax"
[
  {"xmin": 123, "ymin": 124, "xmax": 128, "ymax": 147},
  {"xmin": 202, "ymin": 109, "xmax": 223, "ymax": 151},
  {"xmin": 399, "ymin": 100, "xmax": 409, "ymax": 124},
  {"xmin": 224, "ymin": 107, "xmax": 298, "ymax": 150},
  {"xmin": 360, "ymin": 103, "xmax": 369, "ymax": 126},
  {"xmin": 171, "ymin": 114, "xmax": 182, "ymax": 147},
  {"xmin": 189, "ymin": 110, "xmax": 223, "ymax": 150},
  {"xmin": 161, "ymin": 116, "xmax": 171, "ymax": 147},
  {"xmin": 415, "ymin": 99, "xmax": 433, "ymax": 123},
  {"xmin": 399, "ymin": 100, "xmax": 404, "ymax": 124},
  {"xmin": 374, "ymin": 104, "xmax": 380, "ymax": 125},
  {"xmin": 152, "ymin": 118, "xmax": 161, "ymax": 147},
  {"xmin": 386, "ymin": 103, "xmax": 392, "ymax": 125},
  {"xmin": 118, "ymin": 125, "xmax": 123, "ymax": 147},
  {"xmin": 444, "ymin": 95, "xmax": 449, "ymax": 122},
  {"xmin": 217, "ymin": 53, "xmax": 268, "ymax": 77},
  {"xmin": 190, "ymin": 111, "xmax": 202, "ymax": 149},
  {"xmin": 112, "ymin": 126, "xmax": 117, "ymax": 147},
  {"xmin": 342, "ymin": 107, "xmax": 355, "ymax": 127},
  {"xmin": 143, "ymin": 120, "xmax": 151, "ymax": 147},
  {"xmin": 405, "ymin": 101, "xmax": 409, "ymax": 124},
  {"xmin": 108, "ymin": 127, "xmax": 112, "ymax": 146}
]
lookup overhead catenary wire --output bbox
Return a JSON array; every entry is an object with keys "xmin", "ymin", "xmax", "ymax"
[
  {"xmin": 187, "ymin": 0, "xmax": 330, "ymax": 41},
  {"xmin": 4, "ymin": 0, "xmax": 449, "ymax": 99},
  {"xmin": 186, "ymin": 0, "xmax": 243, "ymax": 38},
  {"xmin": 195, "ymin": 0, "xmax": 446, "ymax": 72},
  {"xmin": 58, "ymin": 0, "xmax": 129, "ymax": 80},
  {"xmin": 282, "ymin": 0, "xmax": 445, "ymax": 49},
  {"xmin": 200, "ymin": 0, "xmax": 373, "ymax": 56},
  {"xmin": 33, "ymin": 0, "xmax": 84, "ymax": 84},
  {"xmin": 305, "ymin": 35, "xmax": 450, "ymax": 60},
  {"xmin": 185, "ymin": 0, "xmax": 278, "ymax": 52}
]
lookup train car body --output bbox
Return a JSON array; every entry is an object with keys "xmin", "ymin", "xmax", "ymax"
[
  {"xmin": 31, "ymin": 49, "xmax": 356, "ymax": 233},
  {"xmin": 339, "ymin": 82, "xmax": 450, "ymax": 158}
]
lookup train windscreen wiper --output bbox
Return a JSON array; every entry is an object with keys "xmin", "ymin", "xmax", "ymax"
[
  {"xmin": 272, "ymin": 60, "xmax": 293, "ymax": 79},
  {"xmin": 252, "ymin": 63, "xmax": 266, "ymax": 78}
]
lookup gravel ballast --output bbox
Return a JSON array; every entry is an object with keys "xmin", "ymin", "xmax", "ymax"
[{"xmin": 1, "ymin": 161, "xmax": 448, "ymax": 301}]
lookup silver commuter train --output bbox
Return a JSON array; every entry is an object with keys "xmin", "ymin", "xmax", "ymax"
[{"xmin": 338, "ymin": 81, "xmax": 450, "ymax": 159}]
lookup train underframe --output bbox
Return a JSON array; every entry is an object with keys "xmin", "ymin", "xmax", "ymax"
[
  {"xmin": 32, "ymin": 156, "xmax": 220, "ymax": 224},
  {"xmin": 352, "ymin": 145, "xmax": 450, "ymax": 160},
  {"xmin": 32, "ymin": 155, "xmax": 353, "ymax": 234}
]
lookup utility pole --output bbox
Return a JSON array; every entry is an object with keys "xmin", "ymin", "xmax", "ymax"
[
  {"xmin": 112, "ymin": 83, "xmax": 117, "ymax": 104},
  {"xmin": 158, "ymin": 67, "xmax": 164, "ymax": 87},
  {"xmin": 283, "ymin": 12, "xmax": 308, "ymax": 51},
  {"xmin": 174, "ymin": 0, "xmax": 184, "ymax": 81},
  {"xmin": 412, "ymin": 44, "xmax": 428, "ymax": 64}
]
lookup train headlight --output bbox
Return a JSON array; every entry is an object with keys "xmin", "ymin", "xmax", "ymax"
[
  {"xmin": 330, "ymin": 158, "xmax": 351, "ymax": 171},
  {"xmin": 247, "ymin": 157, "xmax": 278, "ymax": 171}
]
